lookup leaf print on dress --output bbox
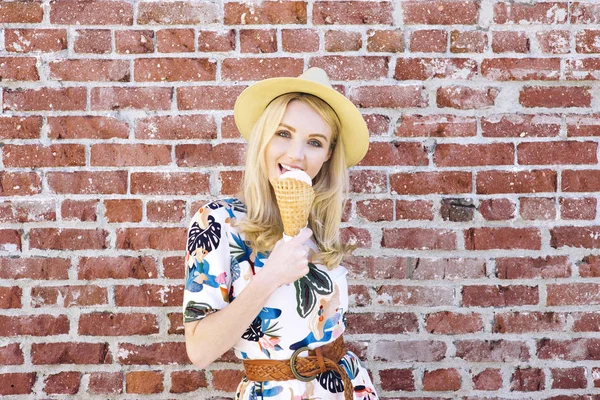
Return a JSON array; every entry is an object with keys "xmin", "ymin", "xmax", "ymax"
[
  {"xmin": 207, "ymin": 198, "xmax": 246, "ymax": 218},
  {"xmin": 294, "ymin": 263, "xmax": 333, "ymax": 318},
  {"xmin": 187, "ymin": 214, "xmax": 221, "ymax": 255},
  {"xmin": 241, "ymin": 307, "xmax": 283, "ymax": 358},
  {"xmin": 230, "ymin": 232, "xmax": 251, "ymax": 264},
  {"xmin": 186, "ymin": 258, "xmax": 220, "ymax": 293},
  {"xmin": 184, "ymin": 301, "xmax": 214, "ymax": 323}
]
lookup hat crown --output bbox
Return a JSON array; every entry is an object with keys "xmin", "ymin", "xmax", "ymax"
[{"xmin": 298, "ymin": 67, "xmax": 332, "ymax": 89}]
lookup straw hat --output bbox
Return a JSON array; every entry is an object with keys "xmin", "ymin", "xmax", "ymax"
[{"xmin": 233, "ymin": 67, "xmax": 369, "ymax": 167}]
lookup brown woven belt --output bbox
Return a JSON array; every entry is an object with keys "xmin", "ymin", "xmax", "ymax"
[{"xmin": 242, "ymin": 335, "xmax": 353, "ymax": 400}]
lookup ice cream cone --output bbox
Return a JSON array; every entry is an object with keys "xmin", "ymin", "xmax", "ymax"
[{"xmin": 273, "ymin": 173, "xmax": 315, "ymax": 238}]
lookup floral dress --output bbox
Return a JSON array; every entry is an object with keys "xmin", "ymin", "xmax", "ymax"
[{"xmin": 183, "ymin": 198, "xmax": 379, "ymax": 400}]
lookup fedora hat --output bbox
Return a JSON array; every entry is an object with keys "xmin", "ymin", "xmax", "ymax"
[{"xmin": 233, "ymin": 67, "xmax": 369, "ymax": 167}]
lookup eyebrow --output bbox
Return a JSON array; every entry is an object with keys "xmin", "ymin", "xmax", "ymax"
[{"xmin": 278, "ymin": 123, "xmax": 330, "ymax": 143}]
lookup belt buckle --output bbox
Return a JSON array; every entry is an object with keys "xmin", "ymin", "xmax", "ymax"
[{"xmin": 289, "ymin": 346, "xmax": 313, "ymax": 382}]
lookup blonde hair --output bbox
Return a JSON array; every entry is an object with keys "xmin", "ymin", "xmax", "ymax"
[{"xmin": 236, "ymin": 93, "xmax": 352, "ymax": 269}]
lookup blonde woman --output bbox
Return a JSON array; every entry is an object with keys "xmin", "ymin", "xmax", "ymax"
[{"xmin": 183, "ymin": 68, "xmax": 378, "ymax": 400}]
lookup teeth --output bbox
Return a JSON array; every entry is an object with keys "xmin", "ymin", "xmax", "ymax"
[{"xmin": 281, "ymin": 164, "xmax": 302, "ymax": 171}]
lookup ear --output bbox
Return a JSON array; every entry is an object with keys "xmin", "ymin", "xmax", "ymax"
[{"xmin": 325, "ymin": 144, "xmax": 333, "ymax": 162}]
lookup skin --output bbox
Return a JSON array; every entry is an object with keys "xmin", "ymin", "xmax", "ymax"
[{"xmin": 185, "ymin": 100, "xmax": 334, "ymax": 369}]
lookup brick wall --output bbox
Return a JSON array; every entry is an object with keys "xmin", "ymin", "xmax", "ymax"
[{"xmin": 1, "ymin": 0, "xmax": 600, "ymax": 398}]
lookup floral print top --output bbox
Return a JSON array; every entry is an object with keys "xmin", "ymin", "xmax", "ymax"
[{"xmin": 183, "ymin": 198, "xmax": 379, "ymax": 400}]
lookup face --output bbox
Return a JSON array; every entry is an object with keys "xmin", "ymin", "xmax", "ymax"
[{"xmin": 265, "ymin": 100, "xmax": 333, "ymax": 185}]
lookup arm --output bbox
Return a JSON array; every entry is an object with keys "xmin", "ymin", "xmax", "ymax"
[{"xmin": 185, "ymin": 228, "xmax": 313, "ymax": 369}]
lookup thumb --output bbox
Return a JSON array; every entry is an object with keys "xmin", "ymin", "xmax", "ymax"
[{"xmin": 293, "ymin": 227, "xmax": 313, "ymax": 242}]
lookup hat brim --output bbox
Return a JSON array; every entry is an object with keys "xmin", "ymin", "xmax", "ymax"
[{"xmin": 233, "ymin": 76, "xmax": 369, "ymax": 167}]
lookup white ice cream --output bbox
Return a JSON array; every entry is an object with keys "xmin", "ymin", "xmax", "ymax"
[{"xmin": 279, "ymin": 169, "xmax": 312, "ymax": 186}]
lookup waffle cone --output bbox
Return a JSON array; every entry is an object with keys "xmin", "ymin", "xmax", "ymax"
[{"xmin": 273, "ymin": 178, "xmax": 315, "ymax": 237}]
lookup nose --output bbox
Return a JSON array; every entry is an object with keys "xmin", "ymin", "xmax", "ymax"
[{"xmin": 286, "ymin": 139, "xmax": 305, "ymax": 162}]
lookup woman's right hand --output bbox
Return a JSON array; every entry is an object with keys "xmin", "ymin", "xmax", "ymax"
[{"xmin": 260, "ymin": 228, "xmax": 313, "ymax": 287}]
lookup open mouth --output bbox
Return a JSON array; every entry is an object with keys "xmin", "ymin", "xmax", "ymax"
[{"xmin": 279, "ymin": 163, "xmax": 303, "ymax": 174}]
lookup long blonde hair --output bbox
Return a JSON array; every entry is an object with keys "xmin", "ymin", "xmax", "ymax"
[{"xmin": 236, "ymin": 93, "xmax": 352, "ymax": 269}]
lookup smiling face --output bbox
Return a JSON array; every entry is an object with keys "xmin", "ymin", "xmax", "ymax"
[{"xmin": 264, "ymin": 100, "xmax": 333, "ymax": 186}]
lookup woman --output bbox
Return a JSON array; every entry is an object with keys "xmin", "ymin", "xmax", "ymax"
[{"xmin": 183, "ymin": 68, "xmax": 378, "ymax": 399}]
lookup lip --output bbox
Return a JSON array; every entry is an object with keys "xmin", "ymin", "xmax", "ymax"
[{"xmin": 279, "ymin": 163, "xmax": 304, "ymax": 174}]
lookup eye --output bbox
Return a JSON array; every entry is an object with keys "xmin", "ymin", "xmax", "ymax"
[
  {"xmin": 308, "ymin": 139, "xmax": 323, "ymax": 148},
  {"xmin": 276, "ymin": 130, "xmax": 291, "ymax": 138}
]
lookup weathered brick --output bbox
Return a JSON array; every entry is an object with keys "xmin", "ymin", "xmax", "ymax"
[
  {"xmin": 125, "ymin": 371, "xmax": 163, "ymax": 394},
  {"xmin": 0, "ymin": 257, "xmax": 69, "ymax": 280},
  {"xmin": 476, "ymin": 170, "xmax": 557, "ymax": 194},
  {"xmin": 138, "ymin": 1, "xmax": 218, "ymax": 25},
  {"xmin": 548, "ymin": 283, "xmax": 600, "ymax": 305},
  {"xmin": 198, "ymin": 30, "xmax": 236, "ymax": 52},
  {"xmin": 0, "ymin": 172, "xmax": 42, "ymax": 196},
  {"xmin": 282, "ymin": 29, "xmax": 319, "ymax": 52},
  {"xmin": 0, "ymin": 315, "xmax": 69, "ymax": 337},
  {"xmin": 576, "ymin": 30, "xmax": 600, "ymax": 53},
  {"xmin": 48, "ymin": 171, "xmax": 127, "ymax": 194},
  {"xmin": 391, "ymin": 171, "xmax": 472, "ymax": 195},
  {"xmin": 382, "ymin": 228, "xmax": 456, "ymax": 250},
  {"xmin": 30, "ymin": 229, "xmax": 108, "ymax": 250},
  {"xmin": 91, "ymin": 144, "xmax": 171, "ymax": 167},
  {"xmin": 325, "ymin": 30, "xmax": 362, "ymax": 52},
  {"xmin": 310, "ymin": 56, "xmax": 389, "ymax": 80},
  {"xmin": 494, "ymin": 312, "xmax": 566, "ymax": 333},
  {"xmin": 579, "ymin": 255, "xmax": 600, "ymax": 278},
  {"xmin": 435, "ymin": 143, "xmax": 513, "ymax": 167},
  {"xmin": 374, "ymin": 285, "xmax": 454, "ymax": 306},
  {"xmin": 131, "ymin": 172, "xmax": 209, "ymax": 195},
  {"xmin": 88, "ymin": 372, "xmax": 123, "ymax": 394},
  {"xmin": 396, "ymin": 114, "xmax": 477, "ymax": 138},
  {"xmin": 157, "ymin": 29, "xmax": 194, "ymax": 53},
  {"xmin": 91, "ymin": 87, "xmax": 173, "ymax": 110},
  {"xmin": 520, "ymin": 86, "xmax": 592, "ymax": 108},
  {"xmin": 170, "ymin": 371, "xmax": 208, "ymax": 393},
  {"xmin": 537, "ymin": 31, "xmax": 571, "ymax": 54},
  {"xmin": 560, "ymin": 197, "xmax": 596, "ymax": 219},
  {"xmin": 462, "ymin": 285, "xmax": 539, "ymax": 307},
  {"xmin": 496, "ymin": 256, "xmax": 570, "ymax": 279},
  {"xmin": 437, "ymin": 86, "xmax": 499, "ymax": 109},
  {"xmin": 48, "ymin": 116, "xmax": 129, "ymax": 139},
  {"xmin": 61, "ymin": 199, "xmax": 98, "ymax": 222},
  {"xmin": 473, "ymin": 368, "xmax": 502, "ymax": 391},
  {"xmin": 451, "ymin": 30, "xmax": 487, "ymax": 53},
  {"xmin": 176, "ymin": 143, "xmax": 245, "ymax": 167},
  {"xmin": 455, "ymin": 340, "xmax": 530, "ymax": 362},
  {"xmin": 114, "ymin": 285, "xmax": 183, "ymax": 307},
  {"xmin": 50, "ymin": 0, "xmax": 133, "ymax": 25},
  {"xmin": 481, "ymin": 58, "xmax": 560, "ymax": 81},
  {"xmin": 356, "ymin": 199, "xmax": 393, "ymax": 222},
  {"xmin": 426, "ymin": 312, "xmax": 483, "ymax": 334},
  {"xmin": 367, "ymin": 29, "xmax": 404, "ymax": 52},
  {"xmin": 0, "ymin": 373, "xmax": 36, "ymax": 395},
  {"xmin": 551, "ymin": 227, "xmax": 600, "ymax": 249},
  {"xmin": 551, "ymin": 367, "xmax": 587, "ymax": 389},
  {"xmin": 32, "ymin": 342, "xmax": 111, "ymax": 364},
  {"xmin": 492, "ymin": 31, "xmax": 530, "ymax": 53},
  {"xmin": 44, "ymin": 371, "xmax": 80, "ymax": 395},
  {"xmin": 224, "ymin": 1, "xmax": 306, "ymax": 24},
  {"xmin": 0, "ymin": 230, "xmax": 22, "ymax": 252},
  {"xmin": 219, "ymin": 171, "xmax": 243, "ymax": 196},
  {"xmin": 74, "ymin": 29, "xmax": 111, "ymax": 53},
  {"xmin": 409, "ymin": 30, "xmax": 447, "ymax": 52},
  {"xmin": 359, "ymin": 142, "xmax": 428, "ymax": 167},
  {"xmin": 3, "ymin": 144, "xmax": 85, "ymax": 168},
  {"xmin": 520, "ymin": 197, "xmax": 556, "ymax": 220},
  {"xmin": 79, "ymin": 313, "xmax": 158, "ymax": 336},
  {"xmin": 510, "ymin": 368, "xmax": 544, "ymax": 392},
  {"xmin": 395, "ymin": 58, "xmax": 477, "ymax": 80},
  {"xmin": 135, "ymin": 114, "xmax": 216, "ymax": 139},
  {"xmin": 345, "ymin": 313, "xmax": 418, "ymax": 334},
  {"xmin": 373, "ymin": 340, "xmax": 445, "ymax": 362},
  {"xmin": 31, "ymin": 286, "xmax": 107, "ymax": 307},
  {"xmin": 134, "ymin": 58, "xmax": 216, "ymax": 82},
  {"xmin": 222, "ymin": 57, "xmax": 303, "ymax": 81},
  {"xmin": 403, "ymin": 1, "xmax": 479, "ymax": 24},
  {"xmin": 79, "ymin": 256, "xmax": 158, "ymax": 280},
  {"xmin": 116, "ymin": 228, "xmax": 186, "ymax": 251},
  {"xmin": 115, "ymin": 30, "xmax": 154, "ymax": 54},
  {"xmin": 494, "ymin": 2, "xmax": 567, "ymax": 24},
  {"xmin": 117, "ymin": 342, "xmax": 188, "ymax": 365},
  {"xmin": 240, "ymin": 29, "xmax": 277, "ymax": 53},
  {"xmin": 562, "ymin": 170, "xmax": 600, "ymax": 192},
  {"xmin": 0, "ymin": 343, "xmax": 24, "ymax": 365},
  {"xmin": 349, "ymin": 85, "xmax": 426, "ymax": 109},
  {"xmin": 0, "ymin": 286, "xmax": 21, "ymax": 309},
  {"xmin": 423, "ymin": 368, "xmax": 461, "ymax": 391},
  {"xmin": 518, "ymin": 141, "xmax": 597, "ymax": 165},
  {"xmin": 5, "ymin": 28, "xmax": 67, "ymax": 53},
  {"xmin": 396, "ymin": 200, "xmax": 434, "ymax": 220},
  {"xmin": 4, "ymin": 88, "xmax": 86, "ymax": 111},
  {"xmin": 49, "ymin": 59, "xmax": 129, "ymax": 81},
  {"xmin": 350, "ymin": 170, "xmax": 387, "ymax": 193},
  {"xmin": 147, "ymin": 200, "xmax": 185, "ymax": 223},
  {"xmin": 0, "ymin": 116, "xmax": 41, "ymax": 139},
  {"xmin": 572, "ymin": 2, "xmax": 600, "ymax": 24},
  {"xmin": 212, "ymin": 369, "xmax": 244, "ymax": 392},
  {"xmin": 537, "ymin": 338, "xmax": 600, "ymax": 360},
  {"xmin": 482, "ymin": 114, "xmax": 561, "ymax": 138},
  {"xmin": 479, "ymin": 198, "xmax": 516, "ymax": 220}
]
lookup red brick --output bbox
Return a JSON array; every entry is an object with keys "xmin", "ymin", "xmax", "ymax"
[
  {"xmin": 212, "ymin": 369, "xmax": 244, "ymax": 392},
  {"xmin": 465, "ymin": 227, "xmax": 541, "ymax": 250},
  {"xmin": 0, "ymin": 57, "xmax": 38, "ymax": 81},
  {"xmin": 44, "ymin": 371, "xmax": 80, "ymax": 395},
  {"xmin": 576, "ymin": 30, "xmax": 600, "ymax": 53},
  {"xmin": 79, "ymin": 313, "xmax": 158, "ymax": 336},
  {"xmin": 32, "ymin": 342, "xmax": 110, "ymax": 364},
  {"xmin": 3, "ymin": 144, "xmax": 85, "ymax": 168},
  {"xmin": 426, "ymin": 312, "xmax": 483, "ymax": 334},
  {"xmin": 135, "ymin": 114, "xmax": 216, "ymax": 140},
  {"xmin": 494, "ymin": 312, "xmax": 566, "ymax": 333},
  {"xmin": 240, "ymin": 29, "xmax": 277, "ymax": 53},
  {"xmin": 391, "ymin": 171, "xmax": 472, "ymax": 195},
  {"xmin": 435, "ymin": 143, "xmax": 513, "ymax": 167},
  {"xmin": 551, "ymin": 367, "xmax": 587, "ymax": 389},
  {"xmin": 221, "ymin": 115, "xmax": 241, "ymax": 138},
  {"xmin": 91, "ymin": 87, "xmax": 172, "ymax": 110},
  {"xmin": 395, "ymin": 57, "xmax": 477, "ymax": 80},
  {"xmin": 579, "ymin": 255, "xmax": 600, "ymax": 278},
  {"xmin": 48, "ymin": 116, "xmax": 128, "ymax": 139},
  {"xmin": 437, "ymin": 86, "xmax": 499, "ymax": 109},
  {"xmin": 423, "ymin": 368, "xmax": 461, "ymax": 391},
  {"xmin": 0, "ymin": 172, "xmax": 41, "ymax": 196},
  {"xmin": 572, "ymin": 3, "xmax": 600, "ymax": 24},
  {"xmin": 348, "ymin": 285, "xmax": 370, "ymax": 308},
  {"xmin": 518, "ymin": 141, "xmax": 597, "ymax": 165},
  {"xmin": 0, "ymin": 230, "xmax": 21, "ymax": 252},
  {"xmin": 367, "ymin": 29, "xmax": 404, "ymax": 52},
  {"xmin": 492, "ymin": 31, "xmax": 530, "ymax": 53},
  {"xmin": 0, "ymin": 257, "xmax": 69, "ymax": 280},
  {"xmin": 442, "ymin": 198, "xmax": 475, "ymax": 223},
  {"xmin": 50, "ymin": 0, "xmax": 133, "ymax": 24},
  {"xmin": 125, "ymin": 371, "xmax": 163, "ymax": 394},
  {"xmin": 560, "ymin": 197, "xmax": 596, "ymax": 219},
  {"xmin": 573, "ymin": 312, "xmax": 600, "ymax": 332},
  {"xmin": 61, "ymin": 199, "xmax": 97, "ymax": 222},
  {"xmin": 349, "ymin": 85, "xmax": 426, "ymax": 109},
  {"xmin": 379, "ymin": 369, "xmax": 414, "ymax": 391},
  {"xmin": 0, "ymin": 116, "xmax": 41, "ymax": 139},
  {"xmin": 356, "ymin": 199, "xmax": 393, "ymax": 222},
  {"xmin": 479, "ymin": 199, "xmax": 516, "ymax": 221},
  {"xmin": 114, "ymin": 284, "xmax": 183, "ymax": 307},
  {"xmin": 482, "ymin": 114, "xmax": 561, "ymax": 138},
  {"xmin": 476, "ymin": 170, "xmax": 557, "ymax": 194},
  {"xmin": 198, "ymin": 30, "xmax": 236, "ymax": 52},
  {"xmin": 219, "ymin": 171, "xmax": 243, "ymax": 195},
  {"xmin": 473, "ymin": 369, "xmax": 502, "ymax": 391},
  {"xmin": 116, "ymin": 228, "xmax": 185, "ymax": 251},
  {"xmin": 156, "ymin": 29, "xmax": 194, "ymax": 53},
  {"xmin": 48, "ymin": 171, "xmax": 127, "ymax": 194},
  {"xmin": 413, "ymin": 258, "xmax": 485, "ymax": 280},
  {"xmin": 548, "ymin": 283, "xmax": 600, "ymax": 305},
  {"xmin": 563, "ymin": 170, "xmax": 600, "ymax": 192},
  {"xmin": 481, "ymin": 58, "xmax": 560, "ymax": 81},
  {"xmin": 345, "ymin": 313, "xmax": 418, "ymax": 334},
  {"xmin": 222, "ymin": 57, "xmax": 303, "ymax": 81},
  {"xmin": 178, "ymin": 85, "xmax": 245, "ymax": 111},
  {"xmin": 396, "ymin": 114, "xmax": 477, "ymax": 138},
  {"xmin": 537, "ymin": 30, "xmax": 571, "ymax": 54},
  {"xmin": 404, "ymin": 1, "xmax": 479, "ymax": 24},
  {"xmin": 0, "ymin": 315, "xmax": 69, "ymax": 337},
  {"xmin": 91, "ymin": 144, "xmax": 171, "ymax": 167},
  {"xmin": 131, "ymin": 172, "xmax": 209, "ymax": 195},
  {"xmin": 537, "ymin": 338, "xmax": 600, "ymax": 360},
  {"xmin": 494, "ymin": 2, "xmax": 567, "ymax": 24},
  {"xmin": 79, "ymin": 256, "xmax": 158, "ymax": 280},
  {"xmin": 117, "ymin": 342, "xmax": 188, "ymax": 365},
  {"xmin": 74, "ymin": 29, "xmax": 111, "ymax": 53},
  {"xmin": 310, "ymin": 56, "xmax": 389, "ymax": 80},
  {"xmin": 462, "ymin": 285, "xmax": 539, "ymax": 307},
  {"xmin": 325, "ymin": 30, "xmax": 361, "ymax": 52},
  {"xmin": 496, "ymin": 256, "xmax": 570, "ymax": 279},
  {"xmin": 115, "ymin": 30, "xmax": 154, "ymax": 54},
  {"xmin": 313, "ymin": 1, "xmax": 392, "ymax": 24},
  {"xmin": 167, "ymin": 312, "xmax": 184, "ymax": 334},
  {"xmin": 170, "ymin": 371, "xmax": 207, "ymax": 393},
  {"xmin": 566, "ymin": 58, "xmax": 600, "ymax": 81},
  {"xmin": 135, "ymin": 58, "xmax": 216, "ymax": 82},
  {"xmin": 31, "ymin": 286, "xmax": 107, "ymax": 307},
  {"xmin": 0, "ymin": 373, "xmax": 36, "ymax": 395},
  {"xmin": 176, "ymin": 143, "xmax": 245, "ymax": 167},
  {"xmin": 451, "ymin": 30, "xmax": 487, "ymax": 53},
  {"xmin": 147, "ymin": 200, "xmax": 186, "ymax": 223},
  {"xmin": 551, "ymin": 226, "xmax": 600, "ymax": 249},
  {"xmin": 138, "ymin": 1, "xmax": 217, "ymax": 24},
  {"xmin": 0, "ymin": 2, "xmax": 42, "ymax": 23},
  {"xmin": 282, "ymin": 29, "xmax": 319, "ymax": 52},
  {"xmin": 520, "ymin": 86, "xmax": 592, "ymax": 108},
  {"xmin": 0, "ymin": 343, "xmax": 23, "ymax": 365},
  {"xmin": 382, "ymin": 228, "xmax": 456, "ymax": 250},
  {"xmin": 350, "ymin": 170, "xmax": 387, "ymax": 193},
  {"xmin": 510, "ymin": 368, "xmax": 544, "ymax": 391},
  {"xmin": 359, "ymin": 142, "xmax": 428, "ymax": 167},
  {"xmin": 0, "ymin": 286, "xmax": 21, "ymax": 309},
  {"xmin": 455, "ymin": 339, "xmax": 530, "ymax": 362},
  {"xmin": 520, "ymin": 197, "xmax": 556, "ymax": 220},
  {"xmin": 224, "ymin": 1, "xmax": 306, "ymax": 24},
  {"xmin": 375, "ymin": 285, "xmax": 453, "ymax": 306},
  {"xmin": 340, "ymin": 227, "xmax": 371, "ymax": 248},
  {"xmin": 396, "ymin": 200, "xmax": 434, "ymax": 220},
  {"xmin": 409, "ymin": 29, "xmax": 447, "ymax": 52},
  {"xmin": 49, "ymin": 59, "xmax": 129, "ymax": 82},
  {"xmin": 29, "ymin": 228, "xmax": 107, "ymax": 251},
  {"xmin": 88, "ymin": 372, "xmax": 123, "ymax": 394},
  {"xmin": 4, "ymin": 87, "xmax": 86, "ymax": 111},
  {"xmin": 374, "ymin": 340, "xmax": 445, "ymax": 362}
]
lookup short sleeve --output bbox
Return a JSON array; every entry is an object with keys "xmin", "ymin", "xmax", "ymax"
[{"xmin": 183, "ymin": 202, "xmax": 232, "ymax": 323}]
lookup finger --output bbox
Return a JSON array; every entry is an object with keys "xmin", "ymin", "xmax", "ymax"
[{"xmin": 291, "ymin": 228, "xmax": 313, "ymax": 244}]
